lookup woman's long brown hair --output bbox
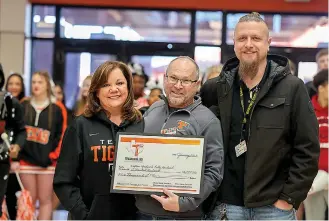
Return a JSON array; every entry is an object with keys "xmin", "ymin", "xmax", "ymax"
[{"xmin": 84, "ymin": 61, "xmax": 142, "ymax": 122}]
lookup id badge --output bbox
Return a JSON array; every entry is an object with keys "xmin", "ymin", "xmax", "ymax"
[{"xmin": 235, "ymin": 140, "xmax": 247, "ymax": 157}]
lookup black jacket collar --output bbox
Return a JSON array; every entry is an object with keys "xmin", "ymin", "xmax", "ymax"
[{"xmin": 218, "ymin": 54, "xmax": 291, "ymax": 90}]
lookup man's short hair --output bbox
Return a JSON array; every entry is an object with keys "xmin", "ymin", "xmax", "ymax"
[
  {"xmin": 236, "ymin": 12, "xmax": 269, "ymax": 37},
  {"xmin": 313, "ymin": 69, "xmax": 328, "ymax": 89},
  {"xmin": 238, "ymin": 12, "xmax": 266, "ymax": 24},
  {"xmin": 166, "ymin": 56, "xmax": 200, "ymax": 79},
  {"xmin": 315, "ymin": 49, "xmax": 328, "ymax": 62}
]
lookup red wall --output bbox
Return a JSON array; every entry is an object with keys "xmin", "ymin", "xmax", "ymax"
[{"xmin": 29, "ymin": 0, "xmax": 328, "ymax": 13}]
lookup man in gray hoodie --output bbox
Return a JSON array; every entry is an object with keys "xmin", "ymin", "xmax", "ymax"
[{"xmin": 135, "ymin": 56, "xmax": 224, "ymax": 219}]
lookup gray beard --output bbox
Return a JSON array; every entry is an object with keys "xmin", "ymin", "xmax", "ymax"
[{"xmin": 238, "ymin": 61, "xmax": 259, "ymax": 80}]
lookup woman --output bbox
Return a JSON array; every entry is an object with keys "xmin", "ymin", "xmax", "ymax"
[
  {"xmin": 19, "ymin": 71, "xmax": 67, "ymax": 220},
  {"xmin": 53, "ymin": 82, "xmax": 65, "ymax": 105},
  {"xmin": 54, "ymin": 82, "xmax": 72, "ymax": 125},
  {"xmin": 0, "ymin": 68, "xmax": 26, "ymax": 219},
  {"xmin": 6, "ymin": 73, "xmax": 26, "ymax": 101},
  {"xmin": 52, "ymin": 82, "xmax": 72, "ymax": 211},
  {"xmin": 139, "ymin": 87, "xmax": 163, "ymax": 115},
  {"xmin": 4, "ymin": 73, "xmax": 26, "ymax": 220},
  {"xmin": 203, "ymin": 65, "xmax": 223, "ymax": 83},
  {"xmin": 54, "ymin": 61, "xmax": 144, "ymax": 220},
  {"xmin": 74, "ymin": 76, "xmax": 92, "ymax": 116}
]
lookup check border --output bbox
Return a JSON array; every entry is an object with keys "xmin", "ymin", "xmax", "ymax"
[{"xmin": 110, "ymin": 132, "xmax": 206, "ymax": 198}]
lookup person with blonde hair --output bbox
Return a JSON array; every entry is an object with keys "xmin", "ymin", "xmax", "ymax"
[
  {"xmin": 206, "ymin": 64, "xmax": 223, "ymax": 81},
  {"xmin": 74, "ymin": 75, "xmax": 92, "ymax": 116},
  {"xmin": 201, "ymin": 12, "xmax": 319, "ymax": 220},
  {"xmin": 19, "ymin": 71, "xmax": 67, "ymax": 220},
  {"xmin": 54, "ymin": 61, "xmax": 144, "ymax": 220}
]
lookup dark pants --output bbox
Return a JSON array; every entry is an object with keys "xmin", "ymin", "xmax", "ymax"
[
  {"xmin": 5, "ymin": 173, "xmax": 21, "ymax": 220},
  {"xmin": 137, "ymin": 212, "xmax": 174, "ymax": 220},
  {"xmin": 137, "ymin": 212, "xmax": 202, "ymax": 220},
  {"xmin": 0, "ymin": 163, "xmax": 9, "ymax": 217}
]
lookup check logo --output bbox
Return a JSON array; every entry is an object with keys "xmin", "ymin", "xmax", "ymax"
[{"xmin": 89, "ymin": 133, "xmax": 99, "ymax": 136}]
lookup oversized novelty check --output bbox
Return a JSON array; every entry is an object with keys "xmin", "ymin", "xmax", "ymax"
[{"xmin": 110, "ymin": 133, "xmax": 205, "ymax": 197}]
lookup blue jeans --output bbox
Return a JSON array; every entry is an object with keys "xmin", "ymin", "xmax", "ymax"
[{"xmin": 208, "ymin": 203, "xmax": 296, "ymax": 220}]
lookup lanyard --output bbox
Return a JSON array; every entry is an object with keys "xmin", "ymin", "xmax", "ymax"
[{"xmin": 239, "ymin": 86, "xmax": 258, "ymax": 124}]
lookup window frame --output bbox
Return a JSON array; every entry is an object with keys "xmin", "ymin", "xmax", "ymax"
[{"xmin": 29, "ymin": 4, "xmax": 328, "ymax": 85}]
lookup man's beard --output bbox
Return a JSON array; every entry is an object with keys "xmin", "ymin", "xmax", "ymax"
[{"xmin": 238, "ymin": 56, "xmax": 260, "ymax": 80}]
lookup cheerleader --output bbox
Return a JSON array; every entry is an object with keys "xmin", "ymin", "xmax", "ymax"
[{"xmin": 19, "ymin": 71, "xmax": 67, "ymax": 220}]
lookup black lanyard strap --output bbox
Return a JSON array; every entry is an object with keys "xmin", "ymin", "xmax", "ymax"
[{"xmin": 239, "ymin": 86, "xmax": 258, "ymax": 124}]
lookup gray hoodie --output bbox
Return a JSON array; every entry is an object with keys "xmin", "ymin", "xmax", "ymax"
[{"xmin": 135, "ymin": 95, "xmax": 224, "ymax": 219}]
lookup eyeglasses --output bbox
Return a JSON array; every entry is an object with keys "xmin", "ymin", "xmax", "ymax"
[{"xmin": 165, "ymin": 75, "xmax": 198, "ymax": 86}]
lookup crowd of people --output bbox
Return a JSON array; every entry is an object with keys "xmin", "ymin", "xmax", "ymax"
[{"xmin": 0, "ymin": 12, "xmax": 327, "ymax": 220}]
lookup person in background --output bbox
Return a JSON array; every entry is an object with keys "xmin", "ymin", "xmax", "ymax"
[
  {"xmin": 4, "ymin": 72, "xmax": 26, "ymax": 220},
  {"xmin": 147, "ymin": 87, "xmax": 162, "ymax": 106},
  {"xmin": 288, "ymin": 59, "xmax": 296, "ymax": 75},
  {"xmin": 205, "ymin": 65, "xmax": 223, "ymax": 82},
  {"xmin": 74, "ymin": 76, "xmax": 92, "ymax": 116},
  {"xmin": 297, "ymin": 49, "xmax": 328, "ymax": 220},
  {"xmin": 316, "ymin": 49, "xmax": 328, "ymax": 71},
  {"xmin": 128, "ymin": 62, "xmax": 149, "ymax": 109},
  {"xmin": 201, "ymin": 12, "xmax": 319, "ymax": 220},
  {"xmin": 19, "ymin": 71, "xmax": 67, "ymax": 220},
  {"xmin": 0, "ymin": 65, "xmax": 26, "ymax": 219},
  {"xmin": 303, "ymin": 69, "xmax": 328, "ymax": 220},
  {"xmin": 54, "ymin": 83, "xmax": 65, "ymax": 106},
  {"xmin": 139, "ymin": 87, "xmax": 163, "ymax": 115},
  {"xmin": 54, "ymin": 61, "xmax": 144, "ymax": 220},
  {"xmin": 54, "ymin": 82, "xmax": 72, "ymax": 124},
  {"xmin": 305, "ymin": 49, "xmax": 328, "ymax": 98},
  {"xmin": 52, "ymin": 81, "xmax": 72, "ymax": 213},
  {"xmin": 135, "ymin": 56, "xmax": 224, "ymax": 220},
  {"xmin": 6, "ymin": 73, "xmax": 26, "ymax": 102}
]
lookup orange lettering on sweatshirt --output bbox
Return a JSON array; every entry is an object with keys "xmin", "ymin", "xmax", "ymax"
[
  {"xmin": 25, "ymin": 126, "xmax": 50, "ymax": 145},
  {"xmin": 91, "ymin": 146, "xmax": 101, "ymax": 162},
  {"xmin": 91, "ymin": 145, "xmax": 115, "ymax": 162}
]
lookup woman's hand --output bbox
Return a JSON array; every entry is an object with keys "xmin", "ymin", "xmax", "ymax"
[
  {"xmin": 10, "ymin": 161, "xmax": 20, "ymax": 172},
  {"xmin": 9, "ymin": 144, "xmax": 20, "ymax": 159}
]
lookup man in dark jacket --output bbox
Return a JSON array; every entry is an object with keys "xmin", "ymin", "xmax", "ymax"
[{"xmin": 201, "ymin": 12, "xmax": 319, "ymax": 220}]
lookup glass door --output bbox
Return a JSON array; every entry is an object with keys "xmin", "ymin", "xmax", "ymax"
[
  {"xmin": 64, "ymin": 52, "xmax": 116, "ymax": 109},
  {"xmin": 131, "ymin": 55, "xmax": 177, "ymax": 91}
]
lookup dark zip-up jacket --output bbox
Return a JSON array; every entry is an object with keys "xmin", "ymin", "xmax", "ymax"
[
  {"xmin": 53, "ymin": 111, "xmax": 144, "ymax": 220},
  {"xmin": 200, "ymin": 54, "xmax": 319, "ymax": 209},
  {"xmin": 19, "ymin": 99, "xmax": 67, "ymax": 167}
]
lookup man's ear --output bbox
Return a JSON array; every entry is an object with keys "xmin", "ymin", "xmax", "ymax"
[{"xmin": 268, "ymin": 37, "xmax": 272, "ymax": 51}]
